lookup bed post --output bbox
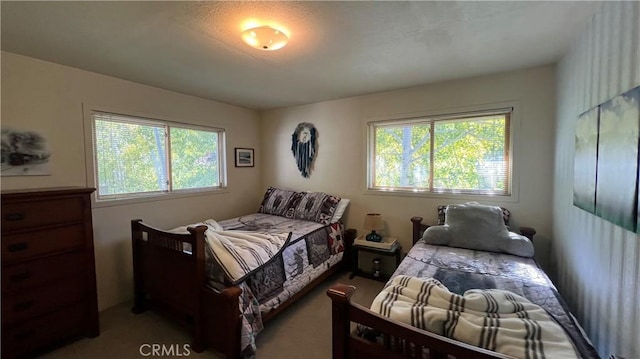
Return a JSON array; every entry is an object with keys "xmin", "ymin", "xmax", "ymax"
[
  {"xmin": 202, "ymin": 286, "xmax": 242, "ymax": 359},
  {"xmin": 188, "ymin": 225, "xmax": 208, "ymax": 353},
  {"xmin": 343, "ymin": 228, "xmax": 357, "ymax": 270},
  {"xmin": 131, "ymin": 219, "xmax": 147, "ymax": 314},
  {"xmin": 327, "ymin": 283, "xmax": 356, "ymax": 359},
  {"xmin": 519, "ymin": 226, "xmax": 537, "ymax": 241},
  {"xmin": 410, "ymin": 216, "xmax": 423, "ymax": 245},
  {"xmin": 221, "ymin": 287, "xmax": 243, "ymax": 359}
]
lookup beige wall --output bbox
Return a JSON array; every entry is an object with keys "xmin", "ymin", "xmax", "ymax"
[
  {"xmin": 0, "ymin": 52, "xmax": 561, "ymax": 316},
  {"xmin": 554, "ymin": 2, "xmax": 640, "ymax": 358},
  {"xmin": 260, "ymin": 65, "xmax": 557, "ymax": 270},
  {"xmin": 1, "ymin": 52, "xmax": 263, "ymax": 310}
]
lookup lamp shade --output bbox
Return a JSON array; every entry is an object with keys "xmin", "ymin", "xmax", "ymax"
[
  {"xmin": 241, "ymin": 26, "xmax": 288, "ymax": 51},
  {"xmin": 364, "ymin": 213, "xmax": 384, "ymax": 231}
]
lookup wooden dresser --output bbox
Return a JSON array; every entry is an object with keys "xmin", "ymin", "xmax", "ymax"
[{"xmin": 1, "ymin": 187, "xmax": 99, "ymax": 358}]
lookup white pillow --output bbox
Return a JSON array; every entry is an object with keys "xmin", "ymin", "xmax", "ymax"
[
  {"xmin": 422, "ymin": 203, "xmax": 534, "ymax": 257},
  {"xmin": 330, "ymin": 198, "xmax": 350, "ymax": 223}
]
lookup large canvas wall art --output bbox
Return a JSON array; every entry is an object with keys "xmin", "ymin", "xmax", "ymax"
[
  {"xmin": 595, "ymin": 87, "xmax": 639, "ymax": 232},
  {"xmin": 573, "ymin": 106, "xmax": 599, "ymax": 214},
  {"xmin": 574, "ymin": 85, "xmax": 640, "ymax": 232}
]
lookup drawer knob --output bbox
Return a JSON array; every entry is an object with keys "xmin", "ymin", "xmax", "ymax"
[
  {"xmin": 8, "ymin": 242, "xmax": 29, "ymax": 252},
  {"xmin": 13, "ymin": 300, "xmax": 34, "ymax": 311},
  {"xmin": 10, "ymin": 272, "xmax": 32, "ymax": 282},
  {"xmin": 5, "ymin": 212, "xmax": 25, "ymax": 221}
]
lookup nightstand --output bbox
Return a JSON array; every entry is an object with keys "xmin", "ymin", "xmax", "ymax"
[{"xmin": 349, "ymin": 236, "xmax": 402, "ymax": 282}]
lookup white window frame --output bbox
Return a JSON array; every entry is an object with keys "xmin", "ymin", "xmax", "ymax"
[
  {"xmin": 83, "ymin": 105, "xmax": 227, "ymax": 207},
  {"xmin": 365, "ymin": 103, "xmax": 519, "ymax": 203}
]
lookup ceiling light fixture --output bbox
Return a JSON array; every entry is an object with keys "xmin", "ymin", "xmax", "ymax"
[{"xmin": 241, "ymin": 25, "xmax": 288, "ymax": 51}]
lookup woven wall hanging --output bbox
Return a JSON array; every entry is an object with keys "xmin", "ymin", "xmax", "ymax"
[{"xmin": 291, "ymin": 122, "xmax": 317, "ymax": 178}]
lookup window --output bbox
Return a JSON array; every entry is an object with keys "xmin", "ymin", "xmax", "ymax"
[
  {"xmin": 368, "ymin": 108, "xmax": 511, "ymax": 196},
  {"xmin": 91, "ymin": 111, "xmax": 226, "ymax": 201}
]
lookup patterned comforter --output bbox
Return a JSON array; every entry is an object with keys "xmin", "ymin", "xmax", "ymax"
[
  {"xmin": 370, "ymin": 240, "xmax": 600, "ymax": 359},
  {"xmin": 209, "ymin": 213, "xmax": 345, "ymax": 357}
]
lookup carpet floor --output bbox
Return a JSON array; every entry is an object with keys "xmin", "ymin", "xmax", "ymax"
[{"xmin": 40, "ymin": 270, "xmax": 384, "ymax": 359}]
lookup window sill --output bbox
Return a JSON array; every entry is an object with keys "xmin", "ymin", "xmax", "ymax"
[
  {"xmin": 363, "ymin": 188, "xmax": 518, "ymax": 203},
  {"xmin": 91, "ymin": 188, "xmax": 229, "ymax": 208}
]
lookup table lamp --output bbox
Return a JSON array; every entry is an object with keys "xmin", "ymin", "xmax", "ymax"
[{"xmin": 364, "ymin": 213, "xmax": 384, "ymax": 242}]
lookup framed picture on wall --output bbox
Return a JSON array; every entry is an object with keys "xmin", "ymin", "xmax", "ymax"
[
  {"xmin": 234, "ymin": 148, "xmax": 254, "ymax": 167},
  {"xmin": 1, "ymin": 127, "xmax": 52, "ymax": 176}
]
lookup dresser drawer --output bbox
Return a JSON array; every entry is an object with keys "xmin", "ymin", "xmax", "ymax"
[
  {"xmin": 1, "ymin": 196, "xmax": 85, "ymax": 232},
  {"xmin": 0, "ymin": 187, "xmax": 99, "ymax": 356},
  {"xmin": 1, "ymin": 224, "xmax": 86, "ymax": 263},
  {"xmin": 2, "ymin": 277, "xmax": 87, "ymax": 324},
  {"xmin": 2, "ymin": 251, "xmax": 87, "ymax": 293},
  {"xmin": 2, "ymin": 301, "xmax": 88, "ymax": 358}
]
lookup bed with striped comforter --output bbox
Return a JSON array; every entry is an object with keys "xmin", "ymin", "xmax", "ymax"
[
  {"xmin": 372, "ymin": 275, "xmax": 580, "ymax": 359},
  {"xmin": 359, "ymin": 240, "xmax": 600, "ymax": 359},
  {"xmin": 204, "ymin": 213, "xmax": 345, "ymax": 357}
]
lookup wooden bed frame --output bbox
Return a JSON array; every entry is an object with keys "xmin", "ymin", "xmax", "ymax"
[
  {"xmin": 131, "ymin": 219, "xmax": 356, "ymax": 359},
  {"xmin": 326, "ymin": 216, "xmax": 537, "ymax": 359}
]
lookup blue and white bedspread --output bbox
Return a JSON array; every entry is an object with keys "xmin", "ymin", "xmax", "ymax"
[
  {"xmin": 208, "ymin": 213, "xmax": 346, "ymax": 357},
  {"xmin": 370, "ymin": 241, "xmax": 600, "ymax": 359}
]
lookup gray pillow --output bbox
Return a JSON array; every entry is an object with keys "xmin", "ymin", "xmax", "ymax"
[{"xmin": 422, "ymin": 203, "xmax": 534, "ymax": 257}]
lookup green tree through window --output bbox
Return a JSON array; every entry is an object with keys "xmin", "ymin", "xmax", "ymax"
[
  {"xmin": 92, "ymin": 112, "xmax": 225, "ymax": 200},
  {"xmin": 171, "ymin": 127, "xmax": 220, "ymax": 190},
  {"xmin": 370, "ymin": 110, "xmax": 511, "ymax": 196}
]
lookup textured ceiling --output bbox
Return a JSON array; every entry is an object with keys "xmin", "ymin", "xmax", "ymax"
[{"xmin": 1, "ymin": 1, "xmax": 601, "ymax": 110}]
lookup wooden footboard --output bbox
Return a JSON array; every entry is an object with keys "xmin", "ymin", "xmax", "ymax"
[
  {"xmin": 132, "ymin": 219, "xmax": 356, "ymax": 358},
  {"xmin": 327, "ymin": 284, "xmax": 511, "ymax": 359},
  {"xmin": 131, "ymin": 219, "xmax": 242, "ymax": 356}
]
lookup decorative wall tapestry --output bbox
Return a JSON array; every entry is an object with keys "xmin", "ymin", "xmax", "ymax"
[
  {"xmin": 573, "ymin": 85, "xmax": 640, "ymax": 232},
  {"xmin": 291, "ymin": 122, "xmax": 317, "ymax": 178},
  {"xmin": 1, "ymin": 127, "xmax": 51, "ymax": 176}
]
